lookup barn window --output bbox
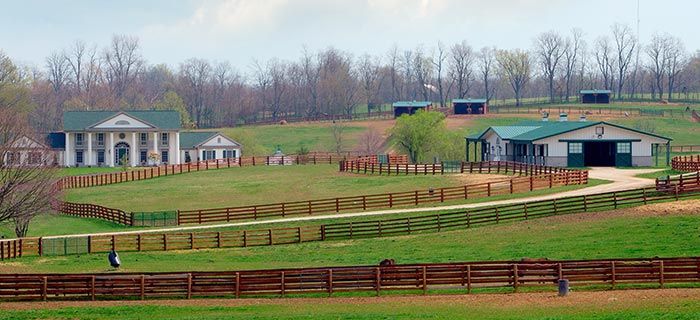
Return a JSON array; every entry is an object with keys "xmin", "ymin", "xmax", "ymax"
[
  {"xmin": 617, "ymin": 142, "xmax": 631, "ymax": 154},
  {"xmin": 568, "ymin": 143, "xmax": 583, "ymax": 154}
]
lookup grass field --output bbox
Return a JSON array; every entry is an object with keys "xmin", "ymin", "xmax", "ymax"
[
  {"xmin": 3, "ymin": 199, "xmax": 697, "ymax": 274},
  {"xmin": 2, "ymin": 291, "xmax": 699, "ymax": 319},
  {"xmin": 63, "ymin": 165, "xmax": 509, "ymax": 212}
]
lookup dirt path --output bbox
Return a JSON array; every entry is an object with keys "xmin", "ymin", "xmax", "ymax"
[
  {"xmin": 1, "ymin": 288, "xmax": 697, "ymax": 311},
  {"xmin": 41, "ymin": 168, "xmax": 662, "ymax": 240}
]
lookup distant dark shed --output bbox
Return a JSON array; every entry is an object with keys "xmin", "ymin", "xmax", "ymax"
[
  {"xmin": 580, "ymin": 89, "xmax": 611, "ymax": 104},
  {"xmin": 392, "ymin": 101, "xmax": 432, "ymax": 118},
  {"xmin": 453, "ymin": 98, "xmax": 488, "ymax": 114}
]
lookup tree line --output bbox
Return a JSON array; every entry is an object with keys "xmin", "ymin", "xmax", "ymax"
[{"xmin": 1, "ymin": 23, "xmax": 700, "ymax": 131}]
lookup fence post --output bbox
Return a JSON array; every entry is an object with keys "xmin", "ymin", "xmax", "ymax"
[
  {"xmin": 513, "ymin": 264, "xmax": 519, "ymax": 292},
  {"xmin": 422, "ymin": 266, "xmax": 428, "ymax": 295},
  {"xmin": 42, "ymin": 276, "xmax": 47, "ymax": 301},
  {"xmin": 187, "ymin": 273, "xmax": 193, "ymax": 299},
  {"xmin": 610, "ymin": 261, "xmax": 616, "ymax": 289},
  {"xmin": 375, "ymin": 267, "xmax": 381, "ymax": 296},
  {"xmin": 659, "ymin": 260, "xmax": 665, "ymax": 288},
  {"xmin": 328, "ymin": 269, "xmax": 333, "ymax": 297},
  {"xmin": 235, "ymin": 272, "xmax": 241, "ymax": 298}
]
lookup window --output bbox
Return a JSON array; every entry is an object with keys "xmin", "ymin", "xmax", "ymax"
[
  {"xmin": 224, "ymin": 150, "xmax": 237, "ymax": 158},
  {"xmin": 595, "ymin": 126, "xmax": 605, "ymax": 135},
  {"xmin": 568, "ymin": 142, "xmax": 583, "ymax": 154},
  {"xmin": 97, "ymin": 151, "xmax": 105, "ymax": 164},
  {"xmin": 217, "ymin": 137, "xmax": 222, "ymax": 143},
  {"xmin": 115, "ymin": 120, "xmax": 130, "ymax": 125},
  {"xmin": 97, "ymin": 133, "xmax": 104, "ymax": 147},
  {"xmin": 76, "ymin": 150, "xmax": 84, "ymax": 164},
  {"xmin": 184, "ymin": 151, "xmax": 191, "ymax": 163},
  {"xmin": 161, "ymin": 133, "xmax": 169, "ymax": 147},
  {"xmin": 28, "ymin": 152, "xmax": 41, "ymax": 165},
  {"xmin": 75, "ymin": 133, "xmax": 84, "ymax": 147},
  {"xmin": 140, "ymin": 133, "xmax": 148, "ymax": 146},
  {"xmin": 617, "ymin": 142, "xmax": 631, "ymax": 154},
  {"xmin": 161, "ymin": 150, "xmax": 169, "ymax": 164},
  {"xmin": 140, "ymin": 150, "xmax": 148, "ymax": 163},
  {"xmin": 203, "ymin": 150, "xmax": 216, "ymax": 160}
]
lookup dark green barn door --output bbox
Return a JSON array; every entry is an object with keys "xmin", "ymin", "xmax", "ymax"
[
  {"xmin": 567, "ymin": 142, "xmax": 584, "ymax": 167},
  {"xmin": 615, "ymin": 142, "xmax": 632, "ymax": 167}
]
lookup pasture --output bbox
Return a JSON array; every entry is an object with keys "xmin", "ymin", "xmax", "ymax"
[{"xmin": 4, "ymin": 199, "xmax": 698, "ymax": 274}]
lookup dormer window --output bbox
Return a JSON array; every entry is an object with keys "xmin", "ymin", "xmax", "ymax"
[{"xmin": 115, "ymin": 120, "xmax": 130, "ymax": 125}]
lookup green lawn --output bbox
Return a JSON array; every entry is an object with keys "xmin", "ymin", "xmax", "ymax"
[
  {"xmin": 2, "ymin": 295, "xmax": 699, "ymax": 319},
  {"xmin": 4, "ymin": 202, "xmax": 697, "ymax": 274},
  {"xmin": 64, "ymin": 165, "xmax": 503, "ymax": 212},
  {"xmin": 59, "ymin": 167, "xmax": 129, "ymax": 177},
  {"xmin": 219, "ymin": 123, "xmax": 368, "ymax": 156}
]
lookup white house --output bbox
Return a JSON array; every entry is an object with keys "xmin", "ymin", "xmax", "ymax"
[
  {"xmin": 466, "ymin": 113, "xmax": 672, "ymax": 167},
  {"xmin": 1, "ymin": 135, "xmax": 60, "ymax": 166},
  {"xmin": 179, "ymin": 132, "xmax": 242, "ymax": 163},
  {"xmin": 56, "ymin": 110, "xmax": 241, "ymax": 167}
]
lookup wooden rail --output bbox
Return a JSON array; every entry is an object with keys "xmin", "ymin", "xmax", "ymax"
[
  {"xmin": 8, "ymin": 185, "xmax": 697, "ymax": 260},
  {"xmin": 56, "ymin": 202, "xmax": 133, "ymax": 226},
  {"xmin": 0, "ymin": 257, "xmax": 698, "ymax": 301},
  {"xmin": 671, "ymin": 155, "xmax": 700, "ymax": 172},
  {"xmin": 58, "ymin": 154, "xmax": 367, "ymax": 190},
  {"xmin": 656, "ymin": 155, "xmax": 700, "ymax": 192},
  {"xmin": 340, "ymin": 160, "xmax": 582, "ymax": 176}
]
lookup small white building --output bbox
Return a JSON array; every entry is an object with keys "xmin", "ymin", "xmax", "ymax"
[
  {"xmin": 179, "ymin": 132, "xmax": 242, "ymax": 163},
  {"xmin": 55, "ymin": 110, "xmax": 240, "ymax": 167},
  {"xmin": 466, "ymin": 114, "xmax": 672, "ymax": 167}
]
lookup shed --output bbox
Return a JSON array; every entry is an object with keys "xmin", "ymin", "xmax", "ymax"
[
  {"xmin": 392, "ymin": 101, "xmax": 432, "ymax": 118},
  {"xmin": 179, "ymin": 131, "xmax": 241, "ymax": 163},
  {"xmin": 453, "ymin": 98, "xmax": 488, "ymax": 115},
  {"xmin": 580, "ymin": 89, "xmax": 611, "ymax": 104},
  {"xmin": 466, "ymin": 115, "xmax": 671, "ymax": 167}
]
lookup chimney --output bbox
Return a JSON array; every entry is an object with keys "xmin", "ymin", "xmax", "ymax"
[
  {"xmin": 541, "ymin": 112, "xmax": 549, "ymax": 122},
  {"xmin": 559, "ymin": 113, "xmax": 568, "ymax": 122},
  {"xmin": 579, "ymin": 114, "xmax": 587, "ymax": 122}
]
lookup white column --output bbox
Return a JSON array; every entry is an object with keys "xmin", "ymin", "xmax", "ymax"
[
  {"xmin": 174, "ymin": 132, "xmax": 181, "ymax": 164},
  {"xmin": 64, "ymin": 133, "xmax": 71, "ymax": 167},
  {"xmin": 87, "ymin": 132, "xmax": 93, "ymax": 166},
  {"xmin": 108, "ymin": 132, "xmax": 114, "ymax": 167},
  {"xmin": 131, "ymin": 132, "xmax": 137, "ymax": 166}
]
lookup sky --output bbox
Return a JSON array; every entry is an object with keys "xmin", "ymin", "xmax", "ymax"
[{"xmin": 1, "ymin": 0, "xmax": 697, "ymax": 71}]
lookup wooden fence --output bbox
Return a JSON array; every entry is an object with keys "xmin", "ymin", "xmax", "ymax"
[
  {"xmin": 8, "ymin": 184, "xmax": 698, "ymax": 260},
  {"xmin": 0, "ymin": 256, "xmax": 698, "ymax": 301},
  {"xmin": 56, "ymin": 202, "xmax": 133, "ymax": 226},
  {"xmin": 176, "ymin": 168, "xmax": 587, "ymax": 225},
  {"xmin": 58, "ymin": 154, "xmax": 364, "ymax": 190},
  {"xmin": 671, "ymin": 155, "xmax": 700, "ymax": 172},
  {"xmin": 340, "ymin": 160, "xmax": 584, "ymax": 177},
  {"xmin": 489, "ymin": 104, "xmax": 688, "ymax": 118}
]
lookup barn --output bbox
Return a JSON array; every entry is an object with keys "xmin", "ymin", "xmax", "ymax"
[
  {"xmin": 580, "ymin": 89, "xmax": 611, "ymax": 104},
  {"xmin": 453, "ymin": 98, "xmax": 488, "ymax": 115},
  {"xmin": 465, "ymin": 114, "xmax": 671, "ymax": 167},
  {"xmin": 392, "ymin": 101, "xmax": 432, "ymax": 118}
]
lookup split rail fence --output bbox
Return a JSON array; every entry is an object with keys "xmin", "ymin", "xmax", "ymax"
[
  {"xmin": 340, "ymin": 160, "xmax": 583, "ymax": 177},
  {"xmin": 6, "ymin": 183, "xmax": 699, "ymax": 260},
  {"xmin": 0, "ymin": 257, "xmax": 698, "ymax": 301},
  {"xmin": 656, "ymin": 155, "xmax": 700, "ymax": 192},
  {"xmin": 58, "ymin": 153, "xmax": 364, "ymax": 190}
]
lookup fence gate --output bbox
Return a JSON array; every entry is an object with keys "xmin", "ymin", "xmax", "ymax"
[
  {"xmin": 442, "ymin": 161, "xmax": 462, "ymax": 173},
  {"xmin": 42, "ymin": 237, "xmax": 89, "ymax": 256},
  {"xmin": 132, "ymin": 211, "xmax": 178, "ymax": 227}
]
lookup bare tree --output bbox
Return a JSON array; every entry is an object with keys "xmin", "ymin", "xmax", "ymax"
[
  {"xmin": 357, "ymin": 126, "xmax": 384, "ymax": 154},
  {"xmin": 450, "ymin": 41, "xmax": 475, "ymax": 99},
  {"xmin": 646, "ymin": 33, "xmax": 670, "ymax": 100},
  {"xmin": 432, "ymin": 42, "xmax": 449, "ymax": 107},
  {"xmin": 0, "ymin": 108, "xmax": 60, "ymax": 237},
  {"xmin": 358, "ymin": 54, "xmax": 384, "ymax": 116},
  {"xmin": 46, "ymin": 51, "xmax": 70, "ymax": 93},
  {"xmin": 611, "ymin": 24, "xmax": 637, "ymax": 100},
  {"xmin": 496, "ymin": 49, "xmax": 531, "ymax": 107},
  {"xmin": 401, "ymin": 49, "xmax": 414, "ymax": 100},
  {"xmin": 102, "ymin": 35, "xmax": 144, "ymax": 102},
  {"xmin": 562, "ymin": 29, "xmax": 583, "ymax": 101},
  {"xmin": 478, "ymin": 46, "xmax": 496, "ymax": 102},
  {"xmin": 594, "ymin": 36, "xmax": 615, "ymax": 91},
  {"xmin": 386, "ymin": 45, "xmax": 402, "ymax": 101},
  {"xmin": 534, "ymin": 31, "xmax": 566, "ymax": 102},
  {"xmin": 301, "ymin": 48, "xmax": 320, "ymax": 116},
  {"xmin": 331, "ymin": 121, "xmax": 345, "ymax": 155},
  {"xmin": 666, "ymin": 36, "xmax": 687, "ymax": 100},
  {"xmin": 179, "ymin": 58, "xmax": 211, "ymax": 127},
  {"xmin": 413, "ymin": 47, "xmax": 433, "ymax": 102}
]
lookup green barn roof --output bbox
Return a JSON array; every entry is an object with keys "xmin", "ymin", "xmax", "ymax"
[
  {"xmin": 179, "ymin": 131, "xmax": 241, "ymax": 149},
  {"xmin": 469, "ymin": 121, "xmax": 671, "ymax": 142},
  {"xmin": 63, "ymin": 110, "xmax": 181, "ymax": 131},
  {"xmin": 453, "ymin": 98, "xmax": 487, "ymax": 104},
  {"xmin": 580, "ymin": 89, "xmax": 612, "ymax": 94},
  {"xmin": 392, "ymin": 101, "xmax": 432, "ymax": 108}
]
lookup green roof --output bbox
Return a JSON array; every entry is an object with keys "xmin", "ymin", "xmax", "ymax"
[
  {"xmin": 453, "ymin": 98, "xmax": 487, "ymax": 104},
  {"xmin": 580, "ymin": 89, "xmax": 612, "ymax": 94},
  {"xmin": 392, "ymin": 101, "xmax": 432, "ymax": 108},
  {"xmin": 469, "ymin": 121, "xmax": 672, "ymax": 142},
  {"xmin": 63, "ymin": 110, "xmax": 181, "ymax": 131},
  {"xmin": 180, "ymin": 131, "xmax": 241, "ymax": 149},
  {"xmin": 179, "ymin": 132, "xmax": 219, "ymax": 149}
]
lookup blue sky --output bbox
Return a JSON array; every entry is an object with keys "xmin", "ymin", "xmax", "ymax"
[{"xmin": 1, "ymin": 0, "xmax": 696, "ymax": 71}]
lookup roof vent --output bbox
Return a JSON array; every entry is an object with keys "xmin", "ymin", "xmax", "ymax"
[
  {"xmin": 541, "ymin": 112, "xmax": 549, "ymax": 122},
  {"xmin": 579, "ymin": 114, "xmax": 587, "ymax": 122},
  {"xmin": 559, "ymin": 113, "xmax": 568, "ymax": 122}
]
